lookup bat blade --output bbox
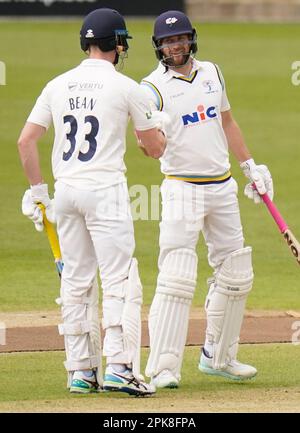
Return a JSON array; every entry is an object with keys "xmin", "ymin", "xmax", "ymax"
[
  {"xmin": 283, "ymin": 229, "xmax": 300, "ymax": 265},
  {"xmin": 260, "ymin": 192, "xmax": 288, "ymax": 233},
  {"xmin": 38, "ymin": 204, "xmax": 64, "ymax": 278},
  {"xmin": 256, "ymin": 189, "xmax": 300, "ymax": 266}
]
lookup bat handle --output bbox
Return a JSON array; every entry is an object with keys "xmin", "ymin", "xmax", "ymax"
[
  {"xmin": 55, "ymin": 259, "xmax": 64, "ymax": 278},
  {"xmin": 260, "ymin": 193, "xmax": 288, "ymax": 233},
  {"xmin": 251, "ymin": 183, "xmax": 288, "ymax": 233}
]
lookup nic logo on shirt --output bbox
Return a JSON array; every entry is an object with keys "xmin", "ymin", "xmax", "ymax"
[{"xmin": 182, "ymin": 105, "xmax": 217, "ymax": 126}]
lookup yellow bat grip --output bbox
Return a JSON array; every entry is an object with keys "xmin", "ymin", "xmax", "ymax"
[{"xmin": 38, "ymin": 204, "xmax": 62, "ymax": 261}]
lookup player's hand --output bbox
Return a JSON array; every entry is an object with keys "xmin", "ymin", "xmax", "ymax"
[
  {"xmin": 134, "ymin": 130, "xmax": 150, "ymax": 156},
  {"xmin": 22, "ymin": 184, "xmax": 55, "ymax": 231},
  {"xmin": 240, "ymin": 159, "xmax": 274, "ymax": 204},
  {"xmin": 31, "ymin": 183, "xmax": 56, "ymax": 223}
]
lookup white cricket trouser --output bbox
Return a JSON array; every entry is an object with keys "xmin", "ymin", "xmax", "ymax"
[
  {"xmin": 54, "ymin": 180, "xmax": 135, "ymax": 366},
  {"xmin": 147, "ymin": 177, "xmax": 245, "ymax": 378},
  {"xmin": 158, "ymin": 177, "xmax": 244, "ymax": 271}
]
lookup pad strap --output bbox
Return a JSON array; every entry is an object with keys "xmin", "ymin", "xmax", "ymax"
[{"xmin": 58, "ymin": 321, "xmax": 91, "ymax": 336}]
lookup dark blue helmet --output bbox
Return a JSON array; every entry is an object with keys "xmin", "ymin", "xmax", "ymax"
[
  {"xmin": 152, "ymin": 11, "xmax": 197, "ymax": 67},
  {"xmin": 80, "ymin": 8, "xmax": 132, "ymax": 58}
]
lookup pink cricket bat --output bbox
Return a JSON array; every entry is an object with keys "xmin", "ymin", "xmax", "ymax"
[{"xmin": 255, "ymin": 187, "xmax": 300, "ymax": 266}]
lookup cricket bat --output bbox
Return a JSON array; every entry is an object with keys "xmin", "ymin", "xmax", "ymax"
[
  {"xmin": 258, "ymin": 191, "xmax": 300, "ymax": 266},
  {"xmin": 38, "ymin": 204, "xmax": 64, "ymax": 277}
]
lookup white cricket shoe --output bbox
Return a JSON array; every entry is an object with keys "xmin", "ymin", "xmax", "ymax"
[
  {"xmin": 151, "ymin": 369, "xmax": 179, "ymax": 389},
  {"xmin": 103, "ymin": 366, "xmax": 155, "ymax": 397},
  {"xmin": 199, "ymin": 350, "xmax": 257, "ymax": 381},
  {"xmin": 70, "ymin": 370, "xmax": 101, "ymax": 393}
]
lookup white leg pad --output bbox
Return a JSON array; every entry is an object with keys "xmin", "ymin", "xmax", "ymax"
[
  {"xmin": 146, "ymin": 248, "xmax": 198, "ymax": 379},
  {"xmin": 121, "ymin": 258, "xmax": 142, "ymax": 378},
  {"xmin": 205, "ymin": 247, "xmax": 253, "ymax": 369},
  {"xmin": 58, "ymin": 278, "xmax": 102, "ymax": 388},
  {"xmin": 101, "ymin": 258, "xmax": 142, "ymax": 379}
]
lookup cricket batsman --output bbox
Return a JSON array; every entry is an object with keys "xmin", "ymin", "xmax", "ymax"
[{"xmin": 139, "ymin": 10, "xmax": 274, "ymax": 388}]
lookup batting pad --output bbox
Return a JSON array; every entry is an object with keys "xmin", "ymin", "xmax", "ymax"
[
  {"xmin": 121, "ymin": 258, "xmax": 143, "ymax": 379},
  {"xmin": 146, "ymin": 248, "xmax": 197, "ymax": 378},
  {"xmin": 58, "ymin": 277, "xmax": 102, "ymax": 388},
  {"xmin": 205, "ymin": 247, "xmax": 253, "ymax": 369},
  {"xmin": 101, "ymin": 258, "xmax": 143, "ymax": 378}
]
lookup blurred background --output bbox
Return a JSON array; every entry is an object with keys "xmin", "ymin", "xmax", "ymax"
[
  {"xmin": 1, "ymin": 0, "xmax": 300, "ymax": 21},
  {"xmin": 0, "ymin": 1, "xmax": 299, "ymax": 313}
]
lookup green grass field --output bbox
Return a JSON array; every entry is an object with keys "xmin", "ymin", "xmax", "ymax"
[
  {"xmin": 0, "ymin": 21, "xmax": 300, "ymax": 311},
  {"xmin": 0, "ymin": 344, "xmax": 300, "ymax": 412},
  {"xmin": 0, "ymin": 19, "xmax": 300, "ymax": 414}
]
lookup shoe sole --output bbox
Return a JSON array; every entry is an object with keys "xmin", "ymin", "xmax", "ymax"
[
  {"xmin": 164, "ymin": 382, "xmax": 178, "ymax": 389},
  {"xmin": 154, "ymin": 381, "xmax": 179, "ymax": 389},
  {"xmin": 70, "ymin": 386, "xmax": 100, "ymax": 394},
  {"xmin": 103, "ymin": 382, "xmax": 154, "ymax": 397},
  {"xmin": 198, "ymin": 364, "xmax": 257, "ymax": 381}
]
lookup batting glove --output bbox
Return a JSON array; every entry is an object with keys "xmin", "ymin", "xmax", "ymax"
[
  {"xmin": 22, "ymin": 184, "xmax": 55, "ymax": 232},
  {"xmin": 240, "ymin": 158, "xmax": 274, "ymax": 204}
]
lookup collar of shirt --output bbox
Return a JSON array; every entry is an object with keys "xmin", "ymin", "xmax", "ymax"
[
  {"xmin": 80, "ymin": 58, "xmax": 115, "ymax": 70},
  {"xmin": 157, "ymin": 58, "xmax": 202, "ymax": 82}
]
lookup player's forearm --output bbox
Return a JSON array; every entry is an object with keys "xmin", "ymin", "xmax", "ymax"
[
  {"xmin": 17, "ymin": 122, "xmax": 46, "ymax": 185},
  {"xmin": 18, "ymin": 139, "xmax": 43, "ymax": 185},
  {"xmin": 18, "ymin": 135, "xmax": 44, "ymax": 186},
  {"xmin": 223, "ymin": 117, "xmax": 251, "ymax": 163}
]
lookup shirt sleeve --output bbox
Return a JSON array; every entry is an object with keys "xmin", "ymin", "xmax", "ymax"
[
  {"xmin": 128, "ymin": 82, "xmax": 160, "ymax": 131},
  {"xmin": 214, "ymin": 64, "xmax": 231, "ymax": 112},
  {"xmin": 27, "ymin": 84, "xmax": 52, "ymax": 129},
  {"xmin": 140, "ymin": 80, "xmax": 163, "ymax": 111}
]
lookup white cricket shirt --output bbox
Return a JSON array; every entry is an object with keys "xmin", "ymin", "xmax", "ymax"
[
  {"xmin": 141, "ymin": 59, "xmax": 231, "ymax": 183},
  {"xmin": 27, "ymin": 59, "xmax": 157, "ymax": 190}
]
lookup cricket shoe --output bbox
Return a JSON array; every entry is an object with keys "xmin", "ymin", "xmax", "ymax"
[
  {"xmin": 198, "ymin": 349, "xmax": 257, "ymax": 381},
  {"xmin": 103, "ymin": 366, "xmax": 155, "ymax": 397},
  {"xmin": 151, "ymin": 369, "xmax": 179, "ymax": 389},
  {"xmin": 70, "ymin": 370, "xmax": 101, "ymax": 394}
]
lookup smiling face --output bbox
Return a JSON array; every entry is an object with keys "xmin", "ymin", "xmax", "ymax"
[{"xmin": 159, "ymin": 34, "xmax": 192, "ymax": 68}]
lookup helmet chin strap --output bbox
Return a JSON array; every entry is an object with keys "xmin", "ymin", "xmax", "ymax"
[
  {"xmin": 113, "ymin": 45, "xmax": 128, "ymax": 66},
  {"xmin": 114, "ymin": 46, "xmax": 128, "ymax": 70},
  {"xmin": 113, "ymin": 52, "xmax": 119, "ymax": 65}
]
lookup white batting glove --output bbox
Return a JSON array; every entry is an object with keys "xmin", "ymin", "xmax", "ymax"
[
  {"xmin": 22, "ymin": 184, "xmax": 55, "ymax": 232},
  {"xmin": 22, "ymin": 189, "xmax": 43, "ymax": 231},
  {"xmin": 31, "ymin": 183, "xmax": 56, "ymax": 223},
  {"xmin": 240, "ymin": 158, "xmax": 274, "ymax": 204}
]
